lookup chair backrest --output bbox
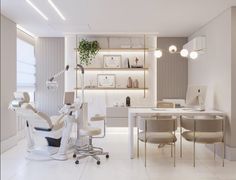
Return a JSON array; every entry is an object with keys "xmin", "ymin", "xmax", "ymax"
[
  {"xmin": 181, "ymin": 116, "xmax": 223, "ymax": 132},
  {"xmin": 137, "ymin": 101, "xmax": 176, "ymax": 132},
  {"xmin": 12, "ymin": 92, "xmax": 53, "ymax": 129},
  {"xmin": 137, "ymin": 117, "xmax": 177, "ymax": 132},
  {"xmin": 157, "ymin": 101, "xmax": 175, "ymax": 108}
]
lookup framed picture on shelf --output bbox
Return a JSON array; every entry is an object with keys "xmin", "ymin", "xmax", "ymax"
[
  {"xmin": 97, "ymin": 74, "xmax": 116, "ymax": 88},
  {"xmin": 103, "ymin": 55, "xmax": 122, "ymax": 68}
]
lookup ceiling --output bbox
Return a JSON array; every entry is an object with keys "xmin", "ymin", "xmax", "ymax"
[{"xmin": 1, "ymin": 0, "xmax": 236, "ymax": 37}]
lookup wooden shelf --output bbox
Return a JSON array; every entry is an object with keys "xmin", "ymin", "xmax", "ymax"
[
  {"xmin": 75, "ymin": 48, "xmax": 154, "ymax": 52},
  {"xmin": 75, "ymin": 68, "xmax": 148, "ymax": 71},
  {"xmin": 99, "ymin": 48, "xmax": 151, "ymax": 52},
  {"xmin": 75, "ymin": 87, "xmax": 148, "ymax": 90}
]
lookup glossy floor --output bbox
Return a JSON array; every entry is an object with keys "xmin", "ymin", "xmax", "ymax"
[{"xmin": 1, "ymin": 129, "xmax": 236, "ymax": 180}]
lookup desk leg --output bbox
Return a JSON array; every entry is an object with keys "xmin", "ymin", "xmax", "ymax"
[{"xmin": 128, "ymin": 113, "xmax": 135, "ymax": 159}]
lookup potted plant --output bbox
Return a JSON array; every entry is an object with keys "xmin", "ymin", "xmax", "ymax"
[{"xmin": 76, "ymin": 39, "xmax": 100, "ymax": 65}]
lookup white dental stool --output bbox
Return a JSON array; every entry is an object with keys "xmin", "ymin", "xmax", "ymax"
[{"xmin": 73, "ymin": 104, "xmax": 109, "ymax": 165}]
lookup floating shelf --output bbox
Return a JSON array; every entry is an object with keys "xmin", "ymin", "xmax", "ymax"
[
  {"xmin": 99, "ymin": 48, "xmax": 152, "ymax": 52},
  {"xmin": 75, "ymin": 48, "xmax": 154, "ymax": 52},
  {"xmin": 75, "ymin": 87, "xmax": 148, "ymax": 90},
  {"xmin": 75, "ymin": 68, "xmax": 148, "ymax": 71}
]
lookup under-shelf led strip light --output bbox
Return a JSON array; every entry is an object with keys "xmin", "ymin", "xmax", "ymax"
[
  {"xmin": 25, "ymin": 0, "xmax": 49, "ymax": 21},
  {"xmin": 48, "ymin": 0, "xmax": 66, "ymax": 21}
]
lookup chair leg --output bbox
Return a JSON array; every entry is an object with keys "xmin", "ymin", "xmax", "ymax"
[
  {"xmin": 174, "ymin": 142, "xmax": 176, "ymax": 167},
  {"xmin": 171, "ymin": 144, "xmax": 173, "ymax": 157},
  {"xmin": 193, "ymin": 141, "xmax": 196, "ymax": 167},
  {"xmin": 180, "ymin": 127, "xmax": 182, "ymax": 158},
  {"xmin": 137, "ymin": 128, "xmax": 139, "ymax": 158},
  {"xmin": 144, "ymin": 141, "xmax": 147, "ymax": 167},
  {"xmin": 222, "ymin": 142, "xmax": 225, "ymax": 167},
  {"xmin": 214, "ymin": 144, "xmax": 216, "ymax": 160}
]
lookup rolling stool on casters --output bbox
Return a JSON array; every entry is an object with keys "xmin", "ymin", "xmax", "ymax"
[{"xmin": 73, "ymin": 104, "xmax": 109, "ymax": 165}]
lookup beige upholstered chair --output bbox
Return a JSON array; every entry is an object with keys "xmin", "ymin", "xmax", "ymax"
[
  {"xmin": 137, "ymin": 102, "xmax": 177, "ymax": 167},
  {"xmin": 180, "ymin": 116, "xmax": 225, "ymax": 167}
]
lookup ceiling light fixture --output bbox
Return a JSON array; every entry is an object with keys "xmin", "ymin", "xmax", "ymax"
[
  {"xmin": 190, "ymin": 51, "xmax": 198, "ymax": 59},
  {"xmin": 169, "ymin": 45, "xmax": 177, "ymax": 53},
  {"xmin": 154, "ymin": 50, "xmax": 163, "ymax": 58},
  {"xmin": 48, "ymin": 0, "xmax": 66, "ymax": 21},
  {"xmin": 25, "ymin": 0, "xmax": 48, "ymax": 21},
  {"xmin": 180, "ymin": 49, "xmax": 189, "ymax": 57}
]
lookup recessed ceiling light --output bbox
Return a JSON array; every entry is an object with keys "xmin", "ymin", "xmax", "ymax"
[
  {"xmin": 48, "ymin": 0, "xmax": 66, "ymax": 21},
  {"xmin": 25, "ymin": 0, "xmax": 48, "ymax": 21}
]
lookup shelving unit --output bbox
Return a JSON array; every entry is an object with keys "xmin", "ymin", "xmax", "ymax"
[
  {"xmin": 75, "ymin": 35, "xmax": 149, "ymax": 98},
  {"xmin": 75, "ymin": 68, "xmax": 148, "ymax": 71},
  {"xmin": 75, "ymin": 87, "xmax": 148, "ymax": 90}
]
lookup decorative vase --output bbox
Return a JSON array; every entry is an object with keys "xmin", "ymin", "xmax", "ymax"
[{"xmin": 127, "ymin": 77, "xmax": 132, "ymax": 88}]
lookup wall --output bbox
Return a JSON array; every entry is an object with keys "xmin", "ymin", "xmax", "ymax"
[
  {"xmin": 157, "ymin": 37, "xmax": 188, "ymax": 100},
  {"xmin": 231, "ymin": 7, "xmax": 236, "ymax": 148},
  {"xmin": 188, "ymin": 7, "xmax": 236, "ymax": 159},
  {"xmin": 35, "ymin": 38, "xmax": 65, "ymax": 116},
  {"xmin": 0, "ymin": 15, "xmax": 17, "ymax": 152}
]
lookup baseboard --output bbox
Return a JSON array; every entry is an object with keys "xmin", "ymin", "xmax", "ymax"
[
  {"xmin": 1, "ymin": 135, "xmax": 17, "ymax": 153},
  {"xmin": 206, "ymin": 144, "xmax": 236, "ymax": 161}
]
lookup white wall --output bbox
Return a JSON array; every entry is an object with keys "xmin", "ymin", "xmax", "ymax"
[
  {"xmin": 35, "ymin": 38, "xmax": 65, "ymax": 116},
  {"xmin": 188, "ymin": 7, "xmax": 236, "ymax": 159},
  {"xmin": 0, "ymin": 15, "xmax": 17, "ymax": 152}
]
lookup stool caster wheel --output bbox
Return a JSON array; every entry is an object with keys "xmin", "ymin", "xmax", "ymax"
[
  {"xmin": 75, "ymin": 160, "xmax": 79, "ymax": 165},
  {"xmin": 97, "ymin": 161, "xmax": 100, "ymax": 165},
  {"xmin": 106, "ymin": 154, "xmax": 109, "ymax": 159},
  {"xmin": 73, "ymin": 154, "xmax": 76, "ymax": 158}
]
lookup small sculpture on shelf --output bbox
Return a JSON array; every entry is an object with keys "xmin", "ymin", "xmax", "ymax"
[
  {"xmin": 126, "ymin": 96, "xmax": 131, "ymax": 107},
  {"xmin": 131, "ymin": 57, "xmax": 143, "ymax": 68}
]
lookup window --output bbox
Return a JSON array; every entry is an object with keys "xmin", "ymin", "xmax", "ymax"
[{"xmin": 17, "ymin": 38, "xmax": 36, "ymax": 102}]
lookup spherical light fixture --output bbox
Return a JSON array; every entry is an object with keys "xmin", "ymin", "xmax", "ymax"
[
  {"xmin": 169, "ymin": 45, "xmax": 177, "ymax": 53},
  {"xmin": 180, "ymin": 49, "xmax": 189, "ymax": 57},
  {"xmin": 154, "ymin": 50, "xmax": 163, "ymax": 58},
  {"xmin": 190, "ymin": 51, "xmax": 198, "ymax": 59}
]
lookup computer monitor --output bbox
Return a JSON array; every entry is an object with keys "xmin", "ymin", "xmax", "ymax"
[
  {"xmin": 63, "ymin": 91, "xmax": 75, "ymax": 105},
  {"xmin": 186, "ymin": 85, "xmax": 207, "ymax": 110}
]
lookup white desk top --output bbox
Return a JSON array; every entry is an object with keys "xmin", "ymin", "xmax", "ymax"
[{"xmin": 128, "ymin": 107, "xmax": 225, "ymax": 116}]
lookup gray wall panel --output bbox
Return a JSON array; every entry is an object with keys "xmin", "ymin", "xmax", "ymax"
[
  {"xmin": 35, "ymin": 38, "xmax": 65, "ymax": 116},
  {"xmin": 157, "ymin": 37, "xmax": 188, "ymax": 101}
]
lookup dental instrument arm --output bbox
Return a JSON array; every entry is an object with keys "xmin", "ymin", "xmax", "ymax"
[{"xmin": 46, "ymin": 65, "xmax": 69, "ymax": 89}]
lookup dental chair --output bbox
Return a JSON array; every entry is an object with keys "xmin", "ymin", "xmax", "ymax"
[{"xmin": 9, "ymin": 91, "xmax": 77, "ymax": 160}]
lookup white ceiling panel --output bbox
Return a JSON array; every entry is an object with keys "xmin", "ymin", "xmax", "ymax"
[{"xmin": 1, "ymin": 0, "xmax": 236, "ymax": 37}]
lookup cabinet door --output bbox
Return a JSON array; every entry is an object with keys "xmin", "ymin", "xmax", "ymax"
[{"xmin": 106, "ymin": 117, "xmax": 128, "ymax": 127}]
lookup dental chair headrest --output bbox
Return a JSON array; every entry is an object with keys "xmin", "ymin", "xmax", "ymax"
[
  {"xmin": 14, "ymin": 92, "xmax": 30, "ymax": 103},
  {"xmin": 9, "ymin": 92, "xmax": 31, "ymax": 110}
]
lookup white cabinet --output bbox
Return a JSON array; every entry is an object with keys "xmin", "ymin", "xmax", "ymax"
[{"xmin": 106, "ymin": 107, "xmax": 128, "ymax": 127}]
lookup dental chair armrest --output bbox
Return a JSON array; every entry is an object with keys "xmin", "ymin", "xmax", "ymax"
[{"xmin": 50, "ymin": 114, "xmax": 65, "ymax": 129}]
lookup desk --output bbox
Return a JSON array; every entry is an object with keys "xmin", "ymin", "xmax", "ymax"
[{"xmin": 128, "ymin": 107, "xmax": 225, "ymax": 159}]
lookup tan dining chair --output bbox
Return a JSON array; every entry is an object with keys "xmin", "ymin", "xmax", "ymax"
[
  {"xmin": 180, "ymin": 115, "xmax": 225, "ymax": 167},
  {"xmin": 137, "ymin": 115, "xmax": 177, "ymax": 167}
]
